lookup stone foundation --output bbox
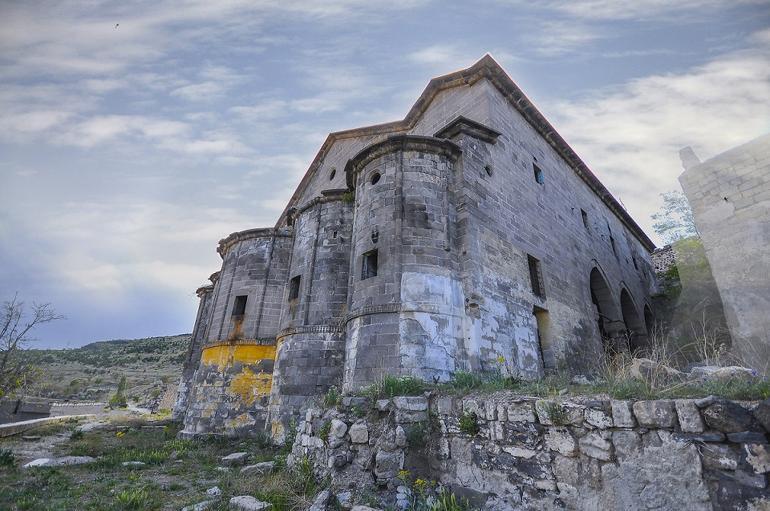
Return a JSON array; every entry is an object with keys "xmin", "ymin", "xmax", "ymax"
[{"xmin": 288, "ymin": 391, "xmax": 770, "ymax": 510}]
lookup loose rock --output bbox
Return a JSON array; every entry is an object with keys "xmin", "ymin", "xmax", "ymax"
[
  {"xmin": 23, "ymin": 456, "xmax": 95, "ymax": 468},
  {"xmin": 221, "ymin": 452, "xmax": 250, "ymax": 466},
  {"xmin": 229, "ymin": 496, "xmax": 272, "ymax": 511}
]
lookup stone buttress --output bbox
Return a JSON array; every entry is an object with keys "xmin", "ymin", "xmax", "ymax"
[
  {"xmin": 179, "ymin": 228, "xmax": 292, "ymax": 437},
  {"xmin": 268, "ymin": 190, "xmax": 352, "ymax": 441}
]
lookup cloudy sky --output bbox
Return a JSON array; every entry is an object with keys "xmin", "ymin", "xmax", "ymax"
[{"xmin": 1, "ymin": 0, "xmax": 769, "ymax": 348}]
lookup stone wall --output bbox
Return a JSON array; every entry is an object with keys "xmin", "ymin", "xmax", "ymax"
[
  {"xmin": 679, "ymin": 135, "xmax": 770, "ymax": 371},
  {"xmin": 289, "ymin": 392, "xmax": 770, "ymax": 510},
  {"xmin": 180, "ymin": 340, "xmax": 276, "ymax": 437}
]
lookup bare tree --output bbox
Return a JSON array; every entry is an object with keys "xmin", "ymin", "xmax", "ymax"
[{"xmin": 0, "ymin": 294, "xmax": 63, "ymax": 398}]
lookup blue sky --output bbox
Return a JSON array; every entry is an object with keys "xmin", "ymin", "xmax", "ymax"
[{"xmin": 1, "ymin": 0, "xmax": 768, "ymax": 348}]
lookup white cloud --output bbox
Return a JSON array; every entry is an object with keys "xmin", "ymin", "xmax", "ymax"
[
  {"xmin": 526, "ymin": 20, "xmax": 601, "ymax": 56},
  {"xmin": 545, "ymin": 35, "xmax": 770, "ymax": 242}
]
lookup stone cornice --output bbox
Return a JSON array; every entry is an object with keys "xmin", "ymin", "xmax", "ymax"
[
  {"xmin": 434, "ymin": 116, "xmax": 501, "ymax": 144},
  {"xmin": 217, "ymin": 227, "xmax": 293, "ymax": 258},
  {"xmin": 344, "ymin": 135, "xmax": 462, "ymax": 189},
  {"xmin": 294, "ymin": 188, "xmax": 351, "ymax": 216},
  {"xmin": 276, "ymin": 325, "xmax": 344, "ymax": 340},
  {"xmin": 195, "ymin": 285, "xmax": 214, "ymax": 297}
]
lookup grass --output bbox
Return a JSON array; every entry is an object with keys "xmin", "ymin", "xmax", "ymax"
[
  {"xmin": 458, "ymin": 412, "xmax": 479, "ymax": 435},
  {"xmin": 0, "ymin": 418, "xmax": 310, "ymax": 511},
  {"xmin": 360, "ymin": 375, "xmax": 426, "ymax": 400}
]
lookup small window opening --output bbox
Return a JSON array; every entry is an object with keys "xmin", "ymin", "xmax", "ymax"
[
  {"xmin": 370, "ymin": 172, "xmax": 381, "ymax": 185},
  {"xmin": 232, "ymin": 295, "xmax": 247, "ymax": 317},
  {"xmin": 527, "ymin": 255, "xmax": 545, "ymax": 299},
  {"xmin": 288, "ymin": 275, "xmax": 301, "ymax": 301},
  {"xmin": 533, "ymin": 163, "xmax": 544, "ymax": 185},
  {"xmin": 632, "ymin": 256, "xmax": 638, "ymax": 270},
  {"xmin": 362, "ymin": 250, "xmax": 378, "ymax": 280},
  {"xmin": 581, "ymin": 209, "xmax": 589, "ymax": 230},
  {"xmin": 484, "ymin": 164, "xmax": 493, "ymax": 176},
  {"xmin": 332, "ymin": 230, "xmax": 338, "ymax": 239},
  {"xmin": 610, "ymin": 236, "xmax": 618, "ymax": 257},
  {"xmin": 329, "ymin": 168, "xmax": 336, "ymax": 180}
]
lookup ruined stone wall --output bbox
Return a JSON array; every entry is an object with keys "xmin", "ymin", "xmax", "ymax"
[
  {"xmin": 679, "ymin": 134, "xmax": 770, "ymax": 371},
  {"xmin": 290, "ymin": 392, "xmax": 770, "ymax": 510}
]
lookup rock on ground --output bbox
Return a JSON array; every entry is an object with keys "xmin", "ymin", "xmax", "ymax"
[
  {"xmin": 23, "ymin": 456, "xmax": 96, "ymax": 468},
  {"xmin": 221, "ymin": 452, "xmax": 250, "ymax": 466},
  {"xmin": 229, "ymin": 496, "xmax": 272, "ymax": 510},
  {"xmin": 181, "ymin": 500, "xmax": 216, "ymax": 511},
  {"xmin": 240, "ymin": 461, "xmax": 275, "ymax": 475}
]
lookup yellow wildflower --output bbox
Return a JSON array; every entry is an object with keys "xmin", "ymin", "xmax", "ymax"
[
  {"xmin": 397, "ymin": 469, "xmax": 410, "ymax": 482},
  {"xmin": 496, "ymin": 355, "xmax": 506, "ymax": 364},
  {"xmin": 116, "ymin": 431, "xmax": 126, "ymax": 438}
]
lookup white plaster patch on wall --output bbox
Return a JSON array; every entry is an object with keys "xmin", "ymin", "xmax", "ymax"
[{"xmin": 401, "ymin": 272, "xmax": 465, "ymax": 312}]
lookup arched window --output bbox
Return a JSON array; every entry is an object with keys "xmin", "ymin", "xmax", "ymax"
[{"xmin": 590, "ymin": 268, "xmax": 615, "ymax": 354}]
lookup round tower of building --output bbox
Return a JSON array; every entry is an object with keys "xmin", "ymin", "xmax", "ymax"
[
  {"xmin": 269, "ymin": 189, "xmax": 353, "ymax": 441},
  {"xmin": 181, "ymin": 228, "xmax": 292, "ymax": 438},
  {"xmin": 342, "ymin": 135, "xmax": 466, "ymax": 391}
]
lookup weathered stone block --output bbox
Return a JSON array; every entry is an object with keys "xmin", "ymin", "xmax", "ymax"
[
  {"xmin": 584, "ymin": 407, "xmax": 612, "ymax": 429},
  {"xmin": 330, "ymin": 419, "xmax": 348, "ymax": 439},
  {"xmin": 221, "ymin": 452, "xmax": 249, "ymax": 466},
  {"xmin": 674, "ymin": 399, "xmax": 704, "ymax": 433},
  {"xmin": 700, "ymin": 444, "xmax": 739, "ymax": 470},
  {"xmin": 632, "ymin": 400, "xmax": 677, "ymax": 428},
  {"xmin": 544, "ymin": 427, "xmax": 577, "ymax": 456},
  {"xmin": 578, "ymin": 431, "xmax": 613, "ymax": 461},
  {"xmin": 611, "ymin": 430, "xmax": 641, "ymax": 458},
  {"xmin": 507, "ymin": 401, "xmax": 536, "ymax": 422},
  {"xmin": 610, "ymin": 400, "xmax": 635, "ymax": 428},
  {"xmin": 745, "ymin": 443, "xmax": 770, "ymax": 474},
  {"xmin": 702, "ymin": 400, "xmax": 755, "ymax": 433},
  {"xmin": 349, "ymin": 423, "xmax": 369, "ymax": 444},
  {"xmin": 374, "ymin": 449, "xmax": 404, "ymax": 482}
]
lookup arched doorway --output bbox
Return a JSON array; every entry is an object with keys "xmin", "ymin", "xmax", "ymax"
[
  {"xmin": 590, "ymin": 268, "xmax": 617, "ymax": 355},
  {"xmin": 620, "ymin": 289, "xmax": 645, "ymax": 353}
]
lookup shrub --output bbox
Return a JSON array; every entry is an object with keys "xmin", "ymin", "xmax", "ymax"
[
  {"xmin": 322, "ymin": 386, "xmax": 340, "ymax": 408},
  {"xmin": 458, "ymin": 412, "xmax": 479, "ymax": 435},
  {"xmin": 362, "ymin": 375, "xmax": 425, "ymax": 400},
  {"xmin": 115, "ymin": 487, "xmax": 154, "ymax": 510},
  {"xmin": 318, "ymin": 420, "xmax": 331, "ymax": 443},
  {"xmin": 0, "ymin": 448, "xmax": 15, "ymax": 468},
  {"xmin": 109, "ymin": 376, "xmax": 128, "ymax": 409}
]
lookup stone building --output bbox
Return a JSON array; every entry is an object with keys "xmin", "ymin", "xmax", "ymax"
[
  {"xmin": 679, "ymin": 134, "xmax": 770, "ymax": 372},
  {"xmin": 174, "ymin": 55, "xmax": 657, "ymax": 439}
]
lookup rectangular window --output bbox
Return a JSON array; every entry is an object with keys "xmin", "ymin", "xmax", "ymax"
[
  {"xmin": 362, "ymin": 250, "xmax": 378, "ymax": 280},
  {"xmin": 527, "ymin": 255, "xmax": 545, "ymax": 299},
  {"xmin": 533, "ymin": 163, "xmax": 545, "ymax": 185},
  {"xmin": 232, "ymin": 295, "xmax": 247, "ymax": 317},
  {"xmin": 581, "ymin": 209, "xmax": 589, "ymax": 230},
  {"xmin": 632, "ymin": 255, "xmax": 638, "ymax": 270},
  {"xmin": 288, "ymin": 275, "xmax": 301, "ymax": 301}
]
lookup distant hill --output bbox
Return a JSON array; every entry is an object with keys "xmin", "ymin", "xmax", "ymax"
[{"xmin": 17, "ymin": 334, "xmax": 191, "ymax": 410}]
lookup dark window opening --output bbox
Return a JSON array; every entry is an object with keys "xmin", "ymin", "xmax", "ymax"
[
  {"xmin": 370, "ymin": 172, "xmax": 381, "ymax": 185},
  {"xmin": 610, "ymin": 236, "xmax": 618, "ymax": 257},
  {"xmin": 288, "ymin": 275, "xmax": 301, "ymax": 301},
  {"xmin": 362, "ymin": 250, "xmax": 378, "ymax": 280},
  {"xmin": 528, "ymin": 255, "xmax": 545, "ymax": 299},
  {"xmin": 329, "ymin": 168, "xmax": 336, "ymax": 180},
  {"xmin": 332, "ymin": 230, "xmax": 338, "ymax": 239},
  {"xmin": 232, "ymin": 295, "xmax": 247, "ymax": 317},
  {"xmin": 632, "ymin": 256, "xmax": 638, "ymax": 270},
  {"xmin": 485, "ymin": 164, "xmax": 493, "ymax": 176},
  {"xmin": 533, "ymin": 163, "xmax": 544, "ymax": 185},
  {"xmin": 581, "ymin": 209, "xmax": 589, "ymax": 230}
]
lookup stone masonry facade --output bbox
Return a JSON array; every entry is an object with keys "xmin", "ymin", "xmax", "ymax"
[
  {"xmin": 174, "ymin": 55, "xmax": 658, "ymax": 439},
  {"xmin": 679, "ymin": 135, "xmax": 770, "ymax": 371}
]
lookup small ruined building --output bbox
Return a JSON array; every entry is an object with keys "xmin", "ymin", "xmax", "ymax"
[
  {"xmin": 173, "ymin": 55, "xmax": 657, "ymax": 439},
  {"xmin": 679, "ymin": 134, "xmax": 770, "ymax": 372}
]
